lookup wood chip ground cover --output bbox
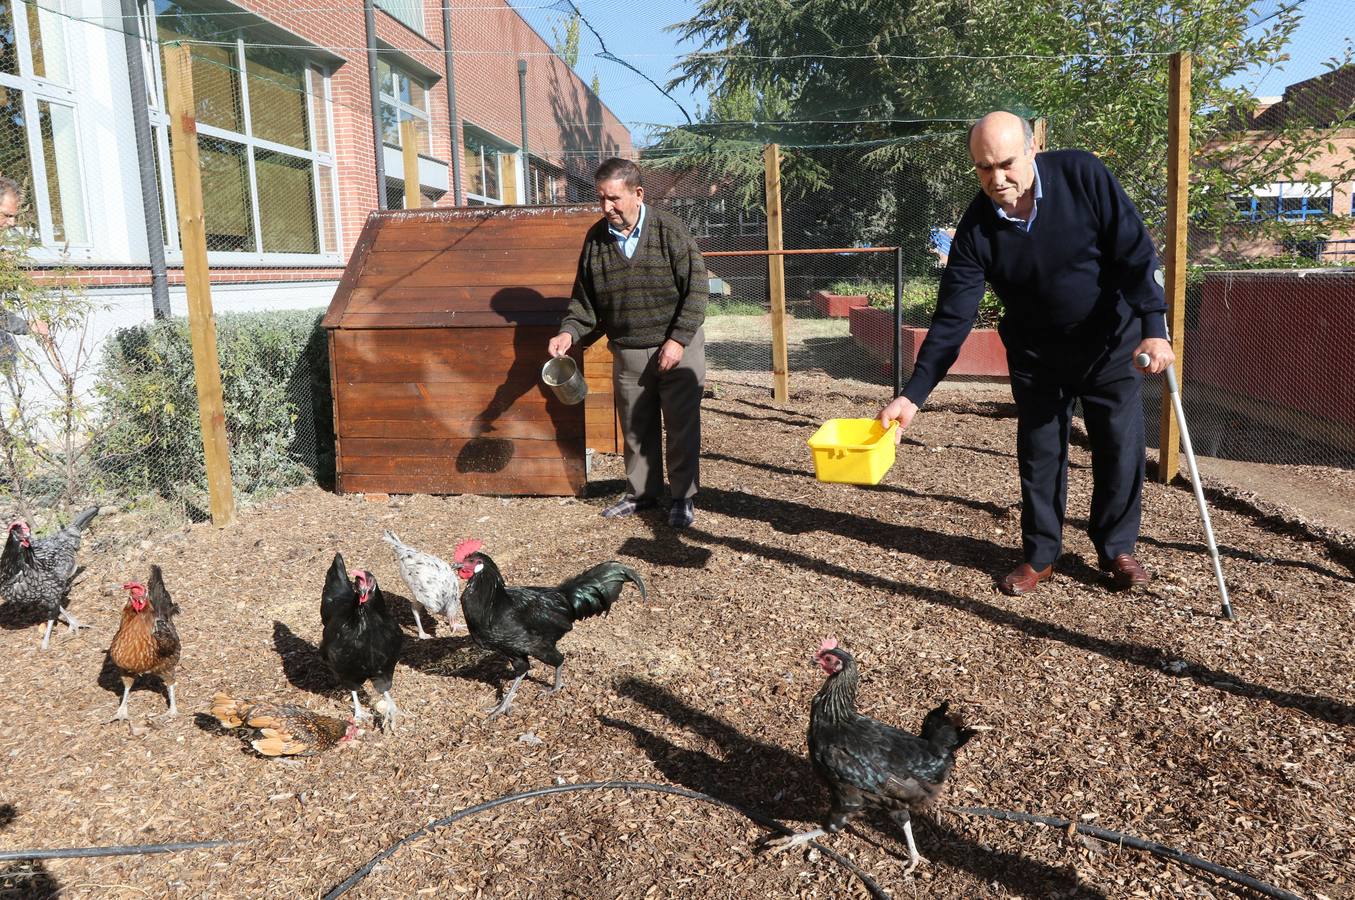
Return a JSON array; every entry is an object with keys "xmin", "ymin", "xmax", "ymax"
[{"xmin": 1, "ymin": 377, "xmax": 1351, "ymax": 899}]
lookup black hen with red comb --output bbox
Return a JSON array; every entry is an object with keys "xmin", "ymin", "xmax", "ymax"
[
  {"xmin": 0, "ymin": 505, "xmax": 98, "ymax": 649},
  {"xmin": 765, "ymin": 638, "xmax": 977, "ymax": 874},
  {"xmin": 453, "ymin": 539, "xmax": 645, "ymax": 719},
  {"xmin": 319, "ymin": 552, "xmax": 404, "ymax": 731}
]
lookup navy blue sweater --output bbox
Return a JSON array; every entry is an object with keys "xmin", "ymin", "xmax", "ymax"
[{"xmin": 901, "ymin": 149, "xmax": 1167, "ymax": 407}]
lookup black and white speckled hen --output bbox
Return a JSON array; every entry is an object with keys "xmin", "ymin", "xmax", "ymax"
[
  {"xmin": 0, "ymin": 506, "xmax": 98, "ymax": 649},
  {"xmin": 319, "ymin": 552, "xmax": 403, "ymax": 732},
  {"xmin": 767, "ymin": 638, "xmax": 976, "ymax": 873},
  {"xmin": 452, "ymin": 539, "xmax": 645, "ymax": 719}
]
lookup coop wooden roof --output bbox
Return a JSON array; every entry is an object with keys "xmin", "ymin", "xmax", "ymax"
[{"xmin": 323, "ymin": 205, "xmax": 599, "ymax": 330}]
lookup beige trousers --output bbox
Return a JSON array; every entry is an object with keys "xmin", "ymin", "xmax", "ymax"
[{"xmin": 610, "ymin": 328, "xmax": 705, "ymax": 502}]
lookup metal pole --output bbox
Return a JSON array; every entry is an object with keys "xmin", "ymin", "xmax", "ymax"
[
  {"xmin": 441, "ymin": 2, "xmax": 463, "ymax": 205},
  {"xmin": 1136, "ymin": 351, "xmax": 1234, "ymax": 620},
  {"xmin": 363, "ymin": 0, "xmax": 386, "ymax": 210},
  {"xmin": 119, "ymin": 0, "xmax": 171, "ymax": 318},
  {"xmin": 893, "ymin": 247, "xmax": 903, "ymax": 398},
  {"xmin": 517, "ymin": 59, "xmax": 530, "ymax": 204}
]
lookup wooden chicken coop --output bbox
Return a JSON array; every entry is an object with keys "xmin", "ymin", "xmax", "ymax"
[{"xmin": 322, "ymin": 205, "xmax": 621, "ymax": 496}]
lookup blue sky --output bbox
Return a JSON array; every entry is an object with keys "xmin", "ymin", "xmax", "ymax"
[
  {"xmin": 1225, "ymin": 0, "xmax": 1353, "ymax": 97},
  {"xmin": 515, "ymin": 0, "xmax": 1353, "ymax": 146}
]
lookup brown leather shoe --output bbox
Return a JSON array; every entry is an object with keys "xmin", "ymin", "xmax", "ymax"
[
  {"xmin": 1104, "ymin": 554, "xmax": 1150, "ymax": 591},
  {"xmin": 999, "ymin": 563, "xmax": 1053, "ymax": 596}
]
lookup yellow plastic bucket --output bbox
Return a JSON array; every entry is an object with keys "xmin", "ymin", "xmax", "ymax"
[{"xmin": 806, "ymin": 418, "xmax": 898, "ymax": 485}]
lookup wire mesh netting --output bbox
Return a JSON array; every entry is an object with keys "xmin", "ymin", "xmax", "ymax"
[{"xmin": 0, "ymin": 0, "xmax": 1351, "ymax": 525}]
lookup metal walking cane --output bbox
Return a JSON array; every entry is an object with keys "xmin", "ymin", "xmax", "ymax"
[{"xmin": 1137, "ymin": 348, "xmax": 1235, "ymax": 621}]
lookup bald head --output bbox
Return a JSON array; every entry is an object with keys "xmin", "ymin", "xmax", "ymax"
[{"xmin": 968, "ymin": 112, "xmax": 1037, "ymax": 216}]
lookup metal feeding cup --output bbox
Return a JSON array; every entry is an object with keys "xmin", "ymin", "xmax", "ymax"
[{"xmin": 541, "ymin": 355, "xmax": 588, "ymax": 405}]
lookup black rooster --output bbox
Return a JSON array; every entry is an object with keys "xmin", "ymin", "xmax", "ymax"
[
  {"xmin": 0, "ymin": 506, "xmax": 98, "ymax": 649},
  {"xmin": 319, "ymin": 553, "xmax": 403, "ymax": 732},
  {"xmin": 453, "ymin": 539, "xmax": 645, "ymax": 719},
  {"xmin": 766, "ymin": 638, "xmax": 976, "ymax": 874}
]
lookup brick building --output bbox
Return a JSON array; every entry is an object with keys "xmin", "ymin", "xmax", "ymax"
[
  {"xmin": 1195, "ymin": 65, "xmax": 1355, "ymax": 262},
  {"xmin": 0, "ymin": 0, "xmax": 632, "ymax": 307}
]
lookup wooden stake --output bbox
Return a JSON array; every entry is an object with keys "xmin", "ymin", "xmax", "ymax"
[
  {"xmin": 1032, "ymin": 117, "xmax": 1047, "ymax": 152},
  {"xmin": 764, "ymin": 144, "xmax": 789, "ymax": 403},
  {"xmin": 1159, "ymin": 51, "xmax": 1191, "ymax": 483},
  {"xmin": 400, "ymin": 119, "xmax": 421, "ymax": 209},
  {"xmin": 164, "ymin": 44, "xmax": 234, "ymax": 526}
]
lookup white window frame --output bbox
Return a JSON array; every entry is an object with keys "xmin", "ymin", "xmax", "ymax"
[
  {"xmin": 528, "ymin": 156, "xmax": 564, "ymax": 205},
  {"xmin": 463, "ymin": 125, "xmax": 519, "ymax": 206},
  {"xmin": 375, "ymin": 0, "xmax": 424, "ymax": 36},
  {"xmin": 0, "ymin": 0, "xmax": 93, "ymax": 259},
  {"xmin": 377, "ymin": 58, "xmax": 432, "ymax": 155},
  {"xmin": 142, "ymin": 4, "xmax": 342, "ymax": 265}
]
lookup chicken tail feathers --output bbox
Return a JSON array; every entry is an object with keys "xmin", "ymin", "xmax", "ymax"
[
  {"xmin": 920, "ymin": 700, "xmax": 978, "ymax": 754},
  {"xmin": 210, "ymin": 692, "xmax": 251, "ymax": 728},
  {"xmin": 148, "ymin": 565, "xmax": 179, "ymax": 620},
  {"xmin": 69, "ymin": 505, "xmax": 99, "ymax": 535},
  {"xmin": 382, "ymin": 530, "xmax": 409, "ymax": 555},
  {"xmin": 557, "ymin": 561, "xmax": 646, "ymax": 621}
]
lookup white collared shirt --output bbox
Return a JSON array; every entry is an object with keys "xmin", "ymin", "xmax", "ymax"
[{"xmin": 993, "ymin": 161, "xmax": 1043, "ymax": 231}]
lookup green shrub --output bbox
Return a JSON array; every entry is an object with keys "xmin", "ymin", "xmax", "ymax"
[
  {"xmin": 94, "ymin": 309, "xmax": 334, "ymax": 504},
  {"xmin": 830, "ymin": 278, "xmax": 1002, "ymax": 327},
  {"xmin": 707, "ymin": 298, "xmax": 766, "ymax": 316}
]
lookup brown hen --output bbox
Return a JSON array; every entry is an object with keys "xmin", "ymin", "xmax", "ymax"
[
  {"xmin": 210, "ymin": 692, "xmax": 361, "ymax": 757},
  {"xmin": 108, "ymin": 565, "xmax": 180, "ymax": 720}
]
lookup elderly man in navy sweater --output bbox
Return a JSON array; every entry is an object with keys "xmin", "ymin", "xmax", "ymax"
[{"xmin": 879, "ymin": 111, "xmax": 1176, "ymax": 595}]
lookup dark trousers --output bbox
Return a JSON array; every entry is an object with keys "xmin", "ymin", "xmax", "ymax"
[
  {"xmin": 611, "ymin": 328, "xmax": 705, "ymax": 502},
  {"xmin": 1007, "ymin": 329, "xmax": 1144, "ymax": 570}
]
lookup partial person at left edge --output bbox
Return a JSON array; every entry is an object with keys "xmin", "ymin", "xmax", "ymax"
[{"xmin": 0, "ymin": 176, "xmax": 51, "ymax": 375}]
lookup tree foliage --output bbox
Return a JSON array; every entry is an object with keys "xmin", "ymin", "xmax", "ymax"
[{"xmin": 656, "ymin": 0, "xmax": 1355, "ymax": 261}]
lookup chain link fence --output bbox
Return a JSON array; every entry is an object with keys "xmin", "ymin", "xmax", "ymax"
[{"xmin": 0, "ymin": 0, "xmax": 1351, "ymax": 525}]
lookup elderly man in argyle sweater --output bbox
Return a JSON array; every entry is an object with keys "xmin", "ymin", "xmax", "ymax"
[
  {"xmin": 879, "ymin": 111, "xmax": 1177, "ymax": 596},
  {"xmin": 548, "ymin": 158, "xmax": 708, "ymax": 529}
]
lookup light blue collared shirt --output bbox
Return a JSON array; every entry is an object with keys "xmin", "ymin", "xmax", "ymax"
[
  {"xmin": 993, "ymin": 161, "xmax": 1042, "ymax": 231},
  {"xmin": 608, "ymin": 203, "xmax": 646, "ymax": 258}
]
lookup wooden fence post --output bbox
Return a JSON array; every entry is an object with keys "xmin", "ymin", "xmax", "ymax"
[
  {"xmin": 400, "ymin": 120, "xmax": 422, "ymax": 209},
  {"xmin": 1159, "ymin": 50, "xmax": 1191, "ymax": 482},
  {"xmin": 764, "ymin": 144, "xmax": 789, "ymax": 403},
  {"xmin": 164, "ymin": 44, "xmax": 235, "ymax": 526}
]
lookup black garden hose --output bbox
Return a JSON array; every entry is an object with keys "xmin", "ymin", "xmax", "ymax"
[
  {"xmin": 0, "ymin": 839, "xmax": 235, "ymax": 861},
  {"xmin": 322, "ymin": 780, "xmax": 891, "ymax": 899},
  {"xmin": 950, "ymin": 806, "xmax": 1302, "ymax": 900},
  {"xmin": 322, "ymin": 781, "xmax": 1306, "ymax": 900}
]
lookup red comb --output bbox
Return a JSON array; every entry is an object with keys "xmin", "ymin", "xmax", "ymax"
[
  {"xmin": 454, "ymin": 539, "xmax": 483, "ymax": 563},
  {"xmin": 122, "ymin": 581, "xmax": 146, "ymax": 593},
  {"xmin": 819, "ymin": 636, "xmax": 839, "ymax": 653}
]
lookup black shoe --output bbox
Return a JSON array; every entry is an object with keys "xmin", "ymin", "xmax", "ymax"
[
  {"xmin": 668, "ymin": 499, "xmax": 694, "ymax": 528},
  {"xmin": 601, "ymin": 496, "xmax": 655, "ymax": 519}
]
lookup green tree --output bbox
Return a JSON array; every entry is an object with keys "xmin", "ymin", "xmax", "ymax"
[
  {"xmin": 660, "ymin": 0, "xmax": 1355, "ymax": 263},
  {"xmin": 553, "ymin": 13, "xmax": 581, "ymax": 67}
]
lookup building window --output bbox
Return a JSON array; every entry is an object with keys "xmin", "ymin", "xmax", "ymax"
[
  {"xmin": 738, "ymin": 204, "xmax": 766, "ymax": 236},
  {"xmin": 463, "ymin": 126, "xmax": 519, "ymax": 205},
  {"xmin": 529, "ymin": 158, "xmax": 563, "ymax": 205},
  {"xmin": 0, "ymin": 0, "xmax": 90, "ymax": 248},
  {"xmin": 1235, "ymin": 182, "xmax": 1333, "ymax": 222},
  {"xmin": 378, "ymin": 58, "xmax": 431, "ymax": 157},
  {"xmin": 146, "ymin": 1, "xmax": 340, "ymax": 258},
  {"xmin": 376, "ymin": 0, "xmax": 424, "ymax": 36}
]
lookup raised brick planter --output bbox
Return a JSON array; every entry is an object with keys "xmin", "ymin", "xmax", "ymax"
[
  {"xmin": 810, "ymin": 289, "xmax": 870, "ymax": 318},
  {"xmin": 849, "ymin": 305, "xmax": 1008, "ymax": 377}
]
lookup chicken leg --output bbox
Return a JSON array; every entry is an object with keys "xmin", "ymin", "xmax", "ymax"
[
  {"xmin": 374, "ymin": 691, "xmax": 402, "ymax": 733},
  {"xmin": 544, "ymin": 665, "xmax": 565, "ymax": 695},
  {"xmin": 763, "ymin": 827, "xmax": 828, "ymax": 854},
  {"xmin": 410, "ymin": 606, "xmax": 433, "ymax": 641},
  {"xmin": 42, "ymin": 608, "xmax": 90, "ymax": 650},
  {"xmin": 164, "ymin": 683, "xmax": 178, "ymax": 717},
  {"xmin": 350, "ymin": 690, "xmax": 372, "ymax": 724},
  {"xmin": 890, "ymin": 808, "xmax": 927, "ymax": 875},
  {"xmin": 112, "ymin": 675, "xmax": 134, "ymax": 721},
  {"xmin": 485, "ymin": 673, "xmax": 525, "ymax": 720}
]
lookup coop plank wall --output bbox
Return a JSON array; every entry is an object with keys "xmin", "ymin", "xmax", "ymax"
[{"xmin": 326, "ymin": 206, "xmax": 614, "ymax": 496}]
